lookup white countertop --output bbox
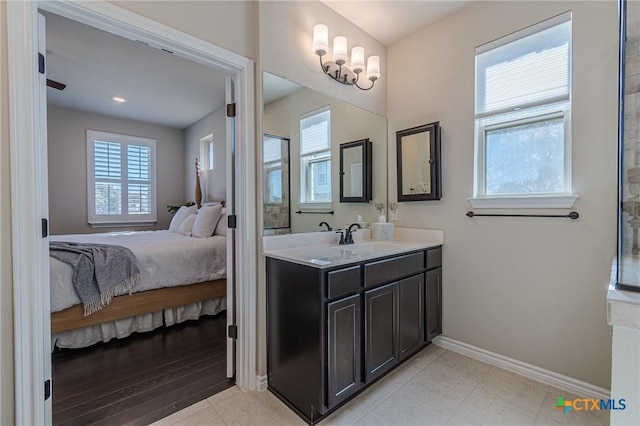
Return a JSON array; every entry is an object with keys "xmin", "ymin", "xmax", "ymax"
[{"xmin": 263, "ymin": 227, "xmax": 443, "ymax": 269}]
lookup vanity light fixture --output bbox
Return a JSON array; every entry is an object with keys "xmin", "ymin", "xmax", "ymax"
[{"xmin": 312, "ymin": 24, "xmax": 380, "ymax": 91}]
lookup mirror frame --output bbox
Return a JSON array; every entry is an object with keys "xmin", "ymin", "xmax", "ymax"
[
  {"xmin": 396, "ymin": 121, "xmax": 441, "ymax": 201},
  {"xmin": 339, "ymin": 138, "xmax": 372, "ymax": 203},
  {"xmin": 263, "ymin": 133, "xmax": 291, "ymax": 231}
]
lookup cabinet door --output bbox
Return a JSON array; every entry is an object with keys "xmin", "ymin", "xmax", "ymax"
[
  {"xmin": 365, "ymin": 282, "xmax": 398, "ymax": 383},
  {"xmin": 426, "ymin": 267, "xmax": 442, "ymax": 342},
  {"xmin": 327, "ymin": 294, "xmax": 362, "ymax": 408},
  {"xmin": 398, "ymin": 274, "xmax": 425, "ymax": 360}
]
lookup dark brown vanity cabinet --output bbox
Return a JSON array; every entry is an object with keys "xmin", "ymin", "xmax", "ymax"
[
  {"xmin": 425, "ymin": 246, "xmax": 443, "ymax": 342},
  {"xmin": 266, "ymin": 245, "xmax": 442, "ymax": 424}
]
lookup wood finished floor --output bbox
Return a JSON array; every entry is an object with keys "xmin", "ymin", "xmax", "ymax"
[{"xmin": 52, "ymin": 313, "xmax": 233, "ymax": 426}]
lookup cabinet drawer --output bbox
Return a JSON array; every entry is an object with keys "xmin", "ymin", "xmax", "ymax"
[
  {"xmin": 327, "ymin": 266, "xmax": 361, "ymax": 299},
  {"xmin": 365, "ymin": 252, "xmax": 423, "ymax": 288},
  {"xmin": 426, "ymin": 246, "xmax": 442, "ymax": 270}
]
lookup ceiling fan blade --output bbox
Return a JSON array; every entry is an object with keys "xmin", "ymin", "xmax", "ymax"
[{"xmin": 46, "ymin": 79, "xmax": 67, "ymax": 90}]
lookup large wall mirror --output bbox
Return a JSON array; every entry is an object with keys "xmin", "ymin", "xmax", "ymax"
[
  {"xmin": 262, "ymin": 71, "xmax": 387, "ymax": 234},
  {"xmin": 397, "ymin": 121, "xmax": 441, "ymax": 201}
]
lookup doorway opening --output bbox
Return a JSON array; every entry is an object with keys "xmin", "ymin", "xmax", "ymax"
[{"xmin": 7, "ymin": 1, "xmax": 256, "ymax": 424}]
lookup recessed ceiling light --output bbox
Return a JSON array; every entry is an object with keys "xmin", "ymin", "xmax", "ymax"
[{"xmin": 112, "ymin": 96, "xmax": 126, "ymax": 103}]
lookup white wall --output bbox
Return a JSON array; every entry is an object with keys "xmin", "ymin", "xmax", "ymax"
[
  {"xmin": 387, "ymin": 1, "xmax": 617, "ymax": 389},
  {"xmin": 184, "ymin": 106, "xmax": 227, "ymax": 204},
  {"xmin": 47, "ymin": 106, "xmax": 186, "ymax": 234}
]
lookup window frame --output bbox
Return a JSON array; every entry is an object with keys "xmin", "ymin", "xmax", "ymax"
[
  {"xmin": 86, "ymin": 129, "xmax": 157, "ymax": 227},
  {"xmin": 469, "ymin": 12, "xmax": 578, "ymax": 209},
  {"xmin": 299, "ymin": 106, "xmax": 332, "ymax": 207}
]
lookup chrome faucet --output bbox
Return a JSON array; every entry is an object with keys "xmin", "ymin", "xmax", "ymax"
[
  {"xmin": 344, "ymin": 223, "xmax": 362, "ymax": 244},
  {"xmin": 319, "ymin": 221, "xmax": 332, "ymax": 231}
]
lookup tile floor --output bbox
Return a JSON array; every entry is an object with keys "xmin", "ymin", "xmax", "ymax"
[{"xmin": 150, "ymin": 346, "xmax": 609, "ymax": 426}]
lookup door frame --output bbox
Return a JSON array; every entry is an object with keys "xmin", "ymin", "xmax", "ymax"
[{"xmin": 7, "ymin": 1, "xmax": 257, "ymax": 424}]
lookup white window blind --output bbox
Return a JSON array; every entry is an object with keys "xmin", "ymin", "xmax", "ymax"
[
  {"xmin": 87, "ymin": 130, "xmax": 157, "ymax": 226},
  {"xmin": 301, "ymin": 108, "xmax": 330, "ymax": 154},
  {"xmin": 263, "ymin": 136, "xmax": 283, "ymax": 163},
  {"xmin": 475, "ymin": 13, "xmax": 571, "ymax": 118}
]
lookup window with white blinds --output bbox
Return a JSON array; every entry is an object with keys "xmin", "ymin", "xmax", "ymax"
[
  {"xmin": 300, "ymin": 107, "xmax": 331, "ymax": 204},
  {"xmin": 87, "ymin": 130, "xmax": 157, "ymax": 226},
  {"xmin": 471, "ymin": 12, "xmax": 575, "ymax": 207}
]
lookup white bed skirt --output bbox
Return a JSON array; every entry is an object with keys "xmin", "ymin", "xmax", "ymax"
[{"xmin": 52, "ymin": 297, "xmax": 227, "ymax": 350}]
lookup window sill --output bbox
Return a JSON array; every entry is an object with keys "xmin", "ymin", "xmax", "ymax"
[
  {"xmin": 297, "ymin": 202, "xmax": 333, "ymax": 211},
  {"xmin": 467, "ymin": 195, "xmax": 578, "ymax": 209}
]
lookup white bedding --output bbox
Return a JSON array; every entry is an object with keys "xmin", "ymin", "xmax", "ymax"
[{"xmin": 50, "ymin": 230, "xmax": 226, "ymax": 313}]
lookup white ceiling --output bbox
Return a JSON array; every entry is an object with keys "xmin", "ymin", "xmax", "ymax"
[
  {"xmin": 321, "ymin": 1, "xmax": 472, "ymax": 45},
  {"xmin": 44, "ymin": 2, "xmax": 470, "ymax": 128},
  {"xmin": 44, "ymin": 11, "xmax": 228, "ymax": 130}
]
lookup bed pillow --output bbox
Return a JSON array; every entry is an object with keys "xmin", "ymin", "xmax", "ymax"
[
  {"xmin": 214, "ymin": 214, "xmax": 228, "ymax": 236},
  {"xmin": 177, "ymin": 213, "xmax": 197, "ymax": 236},
  {"xmin": 192, "ymin": 204, "xmax": 223, "ymax": 238},
  {"xmin": 169, "ymin": 205, "xmax": 197, "ymax": 232}
]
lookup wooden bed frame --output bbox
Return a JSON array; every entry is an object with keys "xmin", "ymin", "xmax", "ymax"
[
  {"xmin": 51, "ymin": 279, "xmax": 227, "ymax": 334},
  {"xmin": 51, "ymin": 159, "xmax": 227, "ymax": 334}
]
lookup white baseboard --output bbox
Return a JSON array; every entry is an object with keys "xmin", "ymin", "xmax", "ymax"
[
  {"xmin": 256, "ymin": 374, "xmax": 268, "ymax": 391},
  {"xmin": 433, "ymin": 336, "xmax": 610, "ymax": 400}
]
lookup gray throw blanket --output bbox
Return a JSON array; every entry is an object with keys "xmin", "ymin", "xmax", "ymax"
[{"xmin": 50, "ymin": 241, "xmax": 141, "ymax": 316}]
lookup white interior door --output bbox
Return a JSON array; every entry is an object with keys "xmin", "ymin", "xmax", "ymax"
[{"xmin": 225, "ymin": 77, "xmax": 236, "ymax": 378}]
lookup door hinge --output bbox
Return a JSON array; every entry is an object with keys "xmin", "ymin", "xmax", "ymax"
[
  {"xmin": 42, "ymin": 218, "xmax": 48, "ymax": 238},
  {"xmin": 38, "ymin": 53, "xmax": 45, "ymax": 74},
  {"xmin": 228, "ymin": 324, "xmax": 238, "ymax": 339},
  {"xmin": 228, "ymin": 214, "xmax": 237, "ymax": 229},
  {"xmin": 44, "ymin": 379, "xmax": 51, "ymax": 401},
  {"xmin": 226, "ymin": 103, "xmax": 236, "ymax": 118}
]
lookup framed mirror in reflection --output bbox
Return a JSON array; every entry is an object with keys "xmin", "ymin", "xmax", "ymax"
[
  {"xmin": 340, "ymin": 138, "xmax": 372, "ymax": 203},
  {"xmin": 262, "ymin": 71, "xmax": 387, "ymax": 234},
  {"xmin": 396, "ymin": 121, "xmax": 441, "ymax": 201},
  {"xmin": 263, "ymin": 134, "xmax": 291, "ymax": 233}
]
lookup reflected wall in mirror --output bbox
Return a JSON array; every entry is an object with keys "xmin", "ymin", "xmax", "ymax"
[
  {"xmin": 263, "ymin": 134, "xmax": 291, "ymax": 234},
  {"xmin": 263, "ymin": 71, "xmax": 387, "ymax": 234},
  {"xmin": 340, "ymin": 139, "xmax": 372, "ymax": 202},
  {"xmin": 397, "ymin": 121, "xmax": 441, "ymax": 201}
]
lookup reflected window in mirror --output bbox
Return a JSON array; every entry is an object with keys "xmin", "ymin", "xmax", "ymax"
[
  {"xmin": 300, "ymin": 106, "xmax": 331, "ymax": 203},
  {"xmin": 263, "ymin": 134, "xmax": 291, "ymax": 230},
  {"xmin": 340, "ymin": 139, "xmax": 372, "ymax": 202},
  {"xmin": 396, "ymin": 121, "xmax": 441, "ymax": 201}
]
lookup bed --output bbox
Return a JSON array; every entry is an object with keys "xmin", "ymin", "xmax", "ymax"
[{"xmin": 50, "ymin": 159, "xmax": 227, "ymax": 349}]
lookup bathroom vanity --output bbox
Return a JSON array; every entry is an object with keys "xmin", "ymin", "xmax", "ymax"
[{"xmin": 265, "ymin": 238, "xmax": 442, "ymax": 424}]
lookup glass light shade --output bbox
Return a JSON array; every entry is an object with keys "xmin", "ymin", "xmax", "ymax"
[
  {"xmin": 366, "ymin": 56, "xmax": 381, "ymax": 81},
  {"xmin": 313, "ymin": 24, "xmax": 328, "ymax": 56},
  {"xmin": 351, "ymin": 46, "xmax": 365, "ymax": 74},
  {"xmin": 333, "ymin": 36, "xmax": 348, "ymax": 66}
]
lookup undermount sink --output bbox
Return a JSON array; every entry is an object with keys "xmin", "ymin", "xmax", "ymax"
[{"xmin": 331, "ymin": 241, "xmax": 402, "ymax": 254}]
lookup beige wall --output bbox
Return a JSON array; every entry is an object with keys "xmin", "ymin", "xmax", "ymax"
[
  {"xmin": 47, "ymin": 106, "xmax": 186, "ymax": 234},
  {"xmin": 0, "ymin": 2, "xmax": 14, "ymax": 424},
  {"xmin": 185, "ymin": 106, "xmax": 227, "ymax": 204},
  {"xmin": 387, "ymin": 1, "xmax": 617, "ymax": 388},
  {"xmin": 110, "ymin": 0, "xmax": 256, "ymax": 60}
]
